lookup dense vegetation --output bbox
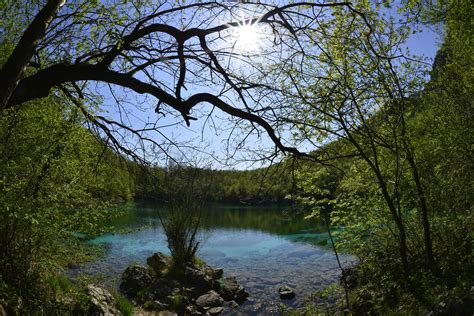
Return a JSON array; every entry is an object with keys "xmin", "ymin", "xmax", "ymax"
[
  {"xmin": 292, "ymin": 2, "xmax": 473, "ymax": 313},
  {"xmin": 0, "ymin": 94, "xmax": 133, "ymax": 312},
  {"xmin": 0, "ymin": 0, "xmax": 472, "ymax": 315},
  {"xmin": 133, "ymin": 164, "xmax": 291, "ymax": 204}
]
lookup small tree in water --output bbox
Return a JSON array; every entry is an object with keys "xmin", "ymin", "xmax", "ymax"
[{"xmin": 160, "ymin": 164, "xmax": 210, "ymax": 274}]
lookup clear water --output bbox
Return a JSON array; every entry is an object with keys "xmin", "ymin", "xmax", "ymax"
[{"xmin": 81, "ymin": 202, "xmax": 354, "ymax": 314}]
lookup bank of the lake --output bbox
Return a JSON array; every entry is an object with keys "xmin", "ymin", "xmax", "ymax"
[{"xmin": 72, "ymin": 202, "xmax": 354, "ymax": 314}]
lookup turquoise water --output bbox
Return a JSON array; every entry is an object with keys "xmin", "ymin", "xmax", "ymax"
[{"xmin": 82, "ymin": 202, "xmax": 354, "ymax": 314}]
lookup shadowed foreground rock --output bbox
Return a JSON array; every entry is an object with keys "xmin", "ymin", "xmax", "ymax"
[{"xmin": 120, "ymin": 252, "xmax": 248, "ymax": 315}]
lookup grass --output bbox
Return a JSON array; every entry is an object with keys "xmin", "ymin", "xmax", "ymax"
[{"xmin": 112, "ymin": 290, "xmax": 134, "ymax": 316}]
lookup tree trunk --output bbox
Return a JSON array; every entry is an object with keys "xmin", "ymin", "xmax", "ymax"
[
  {"xmin": 340, "ymin": 119, "xmax": 411, "ymax": 281},
  {"xmin": 374, "ymin": 169, "xmax": 411, "ymax": 280},
  {"xmin": 405, "ymin": 144, "xmax": 440, "ymax": 277}
]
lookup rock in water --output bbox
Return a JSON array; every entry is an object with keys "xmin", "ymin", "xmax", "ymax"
[
  {"xmin": 147, "ymin": 252, "xmax": 170, "ymax": 275},
  {"xmin": 278, "ymin": 285, "xmax": 295, "ymax": 300},
  {"xmin": 120, "ymin": 264, "xmax": 153, "ymax": 297},
  {"xmin": 195, "ymin": 290, "xmax": 224, "ymax": 309},
  {"xmin": 87, "ymin": 285, "xmax": 120, "ymax": 316},
  {"xmin": 218, "ymin": 277, "xmax": 249, "ymax": 303}
]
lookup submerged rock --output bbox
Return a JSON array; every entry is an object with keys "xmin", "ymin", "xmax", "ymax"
[
  {"xmin": 86, "ymin": 285, "xmax": 120, "ymax": 316},
  {"xmin": 278, "ymin": 285, "xmax": 295, "ymax": 300},
  {"xmin": 218, "ymin": 276, "xmax": 249, "ymax": 303}
]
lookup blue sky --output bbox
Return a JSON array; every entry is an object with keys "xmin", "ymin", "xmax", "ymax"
[{"xmin": 97, "ymin": 3, "xmax": 444, "ymax": 170}]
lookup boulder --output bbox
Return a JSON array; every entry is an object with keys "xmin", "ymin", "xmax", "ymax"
[
  {"xmin": 147, "ymin": 252, "xmax": 171, "ymax": 275},
  {"xmin": 218, "ymin": 277, "xmax": 249, "ymax": 303},
  {"xmin": 120, "ymin": 264, "xmax": 153, "ymax": 297},
  {"xmin": 208, "ymin": 306, "xmax": 224, "ymax": 315},
  {"xmin": 195, "ymin": 290, "xmax": 224, "ymax": 309},
  {"xmin": 185, "ymin": 266, "xmax": 214, "ymax": 292},
  {"xmin": 278, "ymin": 285, "xmax": 295, "ymax": 300},
  {"xmin": 86, "ymin": 285, "xmax": 120, "ymax": 316}
]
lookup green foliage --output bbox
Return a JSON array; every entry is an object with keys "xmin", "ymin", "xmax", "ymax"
[
  {"xmin": 0, "ymin": 75, "xmax": 134, "ymax": 312},
  {"xmin": 293, "ymin": 0, "xmax": 473, "ymax": 313},
  {"xmin": 45, "ymin": 275, "xmax": 73, "ymax": 296},
  {"xmin": 112, "ymin": 290, "xmax": 134, "ymax": 316}
]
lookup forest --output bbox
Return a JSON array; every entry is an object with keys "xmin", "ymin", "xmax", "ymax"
[{"xmin": 0, "ymin": 1, "xmax": 472, "ymax": 315}]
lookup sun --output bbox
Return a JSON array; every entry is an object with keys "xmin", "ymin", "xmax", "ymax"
[{"xmin": 232, "ymin": 21, "xmax": 262, "ymax": 53}]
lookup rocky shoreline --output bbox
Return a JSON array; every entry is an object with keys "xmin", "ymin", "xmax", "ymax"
[{"xmin": 119, "ymin": 252, "xmax": 248, "ymax": 315}]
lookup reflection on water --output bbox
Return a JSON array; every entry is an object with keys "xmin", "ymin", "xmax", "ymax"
[{"xmin": 83, "ymin": 202, "xmax": 354, "ymax": 315}]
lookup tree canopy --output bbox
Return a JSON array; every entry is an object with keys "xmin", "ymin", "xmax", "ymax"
[{"xmin": 1, "ymin": 0, "xmax": 411, "ymax": 163}]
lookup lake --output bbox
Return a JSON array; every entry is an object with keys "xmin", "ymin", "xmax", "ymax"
[{"xmin": 80, "ymin": 202, "xmax": 354, "ymax": 315}]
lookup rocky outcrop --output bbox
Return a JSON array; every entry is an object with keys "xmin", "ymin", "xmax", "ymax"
[
  {"xmin": 86, "ymin": 285, "xmax": 120, "ymax": 316},
  {"xmin": 119, "ymin": 252, "xmax": 248, "ymax": 315}
]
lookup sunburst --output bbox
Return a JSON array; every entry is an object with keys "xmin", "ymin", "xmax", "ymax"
[{"xmin": 232, "ymin": 20, "xmax": 263, "ymax": 53}]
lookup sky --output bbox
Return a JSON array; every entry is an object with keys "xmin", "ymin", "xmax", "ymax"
[{"xmin": 97, "ymin": 2, "xmax": 444, "ymax": 170}]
